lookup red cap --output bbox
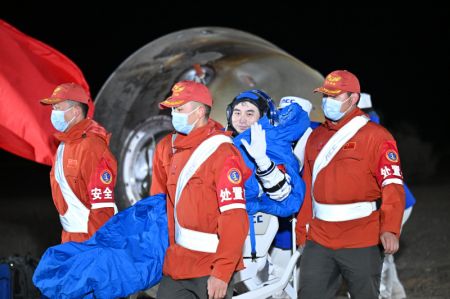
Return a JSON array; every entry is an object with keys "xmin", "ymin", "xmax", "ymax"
[
  {"xmin": 159, "ymin": 80, "xmax": 213, "ymax": 109},
  {"xmin": 314, "ymin": 70, "xmax": 360, "ymax": 96},
  {"xmin": 40, "ymin": 82, "xmax": 91, "ymax": 105}
]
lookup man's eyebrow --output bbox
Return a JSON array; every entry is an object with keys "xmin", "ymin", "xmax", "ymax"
[{"xmin": 233, "ymin": 108, "xmax": 256, "ymax": 112}]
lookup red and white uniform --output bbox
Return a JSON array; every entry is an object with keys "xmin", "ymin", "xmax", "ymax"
[
  {"xmin": 50, "ymin": 118, "xmax": 117, "ymax": 243},
  {"xmin": 296, "ymin": 108, "xmax": 405, "ymax": 249},
  {"xmin": 151, "ymin": 119, "xmax": 251, "ymax": 283}
]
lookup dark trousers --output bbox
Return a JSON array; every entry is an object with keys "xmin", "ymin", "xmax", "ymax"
[
  {"xmin": 157, "ymin": 274, "xmax": 234, "ymax": 299},
  {"xmin": 299, "ymin": 240, "xmax": 383, "ymax": 299}
]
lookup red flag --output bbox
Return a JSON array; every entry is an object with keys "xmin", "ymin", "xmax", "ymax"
[{"xmin": 0, "ymin": 19, "xmax": 94, "ymax": 165}]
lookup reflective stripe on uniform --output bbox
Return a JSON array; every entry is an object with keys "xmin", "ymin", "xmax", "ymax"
[
  {"xmin": 55, "ymin": 143, "xmax": 90, "ymax": 233},
  {"xmin": 312, "ymin": 115, "xmax": 372, "ymax": 222},
  {"xmin": 174, "ymin": 134, "xmax": 233, "ymax": 253}
]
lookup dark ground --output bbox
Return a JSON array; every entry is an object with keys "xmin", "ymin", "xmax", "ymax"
[
  {"xmin": 0, "ymin": 175, "xmax": 449, "ymax": 298},
  {"xmin": 395, "ymin": 183, "xmax": 450, "ymax": 299}
]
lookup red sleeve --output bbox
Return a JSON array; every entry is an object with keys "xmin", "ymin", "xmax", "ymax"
[
  {"xmin": 150, "ymin": 136, "xmax": 170, "ymax": 195},
  {"xmin": 211, "ymin": 148, "xmax": 250, "ymax": 282},
  {"xmin": 375, "ymin": 141, "xmax": 405, "ymax": 236},
  {"xmin": 87, "ymin": 157, "xmax": 116, "ymax": 206},
  {"xmin": 380, "ymin": 184, "xmax": 405, "ymax": 237},
  {"xmin": 215, "ymin": 155, "xmax": 247, "ymax": 212},
  {"xmin": 81, "ymin": 148, "xmax": 117, "ymax": 237},
  {"xmin": 88, "ymin": 208, "xmax": 114, "ymax": 237},
  {"xmin": 296, "ymin": 143, "xmax": 313, "ymax": 246},
  {"xmin": 375, "ymin": 141, "xmax": 404, "ymax": 187},
  {"xmin": 211, "ymin": 209, "xmax": 249, "ymax": 283}
]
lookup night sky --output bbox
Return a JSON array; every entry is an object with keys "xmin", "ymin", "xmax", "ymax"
[{"xmin": 2, "ymin": 6, "xmax": 449, "ymax": 197}]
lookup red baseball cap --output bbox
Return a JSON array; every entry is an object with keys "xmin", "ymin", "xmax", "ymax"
[
  {"xmin": 159, "ymin": 80, "xmax": 213, "ymax": 109},
  {"xmin": 40, "ymin": 82, "xmax": 91, "ymax": 105},
  {"xmin": 314, "ymin": 70, "xmax": 360, "ymax": 96}
]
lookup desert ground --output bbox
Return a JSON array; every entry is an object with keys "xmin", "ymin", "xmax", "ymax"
[{"xmin": 1, "ymin": 182, "xmax": 449, "ymax": 298}]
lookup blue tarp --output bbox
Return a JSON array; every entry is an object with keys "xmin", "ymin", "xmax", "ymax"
[
  {"xmin": 0, "ymin": 263, "xmax": 11, "ymax": 299},
  {"xmin": 33, "ymin": 194, "xmax": 168, "ymax": 299}
]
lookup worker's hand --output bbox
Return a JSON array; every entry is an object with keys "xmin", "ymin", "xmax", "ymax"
[
  {"xmin": 380, "ymin": 231, "xmax": 399, "ymax": 254},
  {"xmin": 241, "ymin": 123, "xmax": 271, "ymax": 171},
  {"xmin": 207, "ymin": 275, "xmax": 228, "ymax": 299}
]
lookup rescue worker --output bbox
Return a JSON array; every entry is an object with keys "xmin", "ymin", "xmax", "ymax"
[
  {"xmin": 359, "ymin": 93, "xmax": 416, "ymax": 299},
  {"xmin": 150, "ymin": 80, "xmax": 250, "ymax": 299},
  {"xmin": 40, "ymin": 82, "xmax": 117, "ymax": 243},
  {"xmin": 296, "ymin": 70, "xmax": 406, "ymax": 299}
]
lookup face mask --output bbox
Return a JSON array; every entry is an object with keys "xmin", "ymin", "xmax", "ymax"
[
  {"xmin": 51, "ymin": 106, "xmax": 74, "ymax": 132},
  {"xmin": 322, "ymin": 96, "xmax": 351, "ymax": 121},
  {"xmin": 171, "ymin": 106, "xmax": 200, "ymax": 135}
]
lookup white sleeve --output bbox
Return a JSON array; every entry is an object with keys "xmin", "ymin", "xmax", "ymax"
[
  {"xmin": 293, "ymin": 127, "xmax": 312, "ymax": 171},
  {"xmin": 256, "ymin": 163, "xmax": 292, "ymax": 201}
]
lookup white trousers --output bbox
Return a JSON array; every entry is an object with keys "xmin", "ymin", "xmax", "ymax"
[{"xmin": 379, "ymin": 207, "xmax": 413, "ymax": 299}]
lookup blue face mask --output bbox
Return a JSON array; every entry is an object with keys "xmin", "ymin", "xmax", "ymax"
[
  {"xmin": 171, "ymin": 107, "xmax": 200, "ymax": 135},
  {"xmin": 322, "ymin": 96, "xmax": 351, "ymax": 121},
  {"xmin": 51, "ymin": 106, "xmax": 74, "ymax": 132}
]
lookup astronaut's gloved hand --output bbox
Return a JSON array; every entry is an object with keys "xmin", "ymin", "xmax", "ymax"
[{"xmin": 241, "ymin": 123, "xmax": 272, "ymax": 171}]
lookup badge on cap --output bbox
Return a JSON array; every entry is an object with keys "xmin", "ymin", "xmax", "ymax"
[
  {"xmin": 227, "ymin": 168, "xmax": 242, "ymax": 184},
  {"xmin": 386, "ymin": 150, "xmax": 399, "ymax": 163},
  {"xmin": 325, "ymin": 74, "xmax": 342, "ymax": 85},
  {"xmin": 172, "ymin": 83, "xmax": 185, "ymax": 96},
  {"xmin": 100, "ymin": 169, "xmax": 112, "ymax": 184}
]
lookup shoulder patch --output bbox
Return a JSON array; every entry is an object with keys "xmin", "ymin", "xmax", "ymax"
[
  {"xmin": 227, "ymin": 168, "xmax": 242, "ymax": 184},
  {"xmin": 100, "ymin": 169, "xmax": 112, "ymax": 184},
  {"xmin": 386, "ymin": 150, "xmax": 399, "ymax": 163},
  {"xmin": 343, "ymin": 142, "xmax": 356, "ymax": 150}
]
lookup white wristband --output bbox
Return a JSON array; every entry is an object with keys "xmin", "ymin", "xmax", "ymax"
[{"xmin": 255, "ymin": 155, "xmax": 272, "ymax": 171}]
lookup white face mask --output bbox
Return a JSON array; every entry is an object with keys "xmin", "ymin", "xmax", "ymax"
[
  {"xmin": 322, "ymin": 95, "xmax": 352, "ymax": 121},
  {"xmin": 51, "ymin": 106, "xmax": 75, "ymax": 132},
  {"xmin": 171, "ymin": 106, "xmax": 200, "ymax": 134}
]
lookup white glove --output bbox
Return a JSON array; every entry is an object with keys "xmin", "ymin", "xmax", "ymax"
[{"xmin": 241, "ymin": 123, "xmax": 271, "ymax": 171}]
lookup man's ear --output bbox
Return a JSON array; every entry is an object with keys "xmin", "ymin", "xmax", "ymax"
[
  {"xmin": 74, "ymin": 104, "xmax": 82, "ymax": 118},
  {"xmin": 199, "ymin": 104, "xmax": 207, "ymax": 118},
  {"xmin": 351, "ymin": 93, "xmax": 359, "ymax": 105}
]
